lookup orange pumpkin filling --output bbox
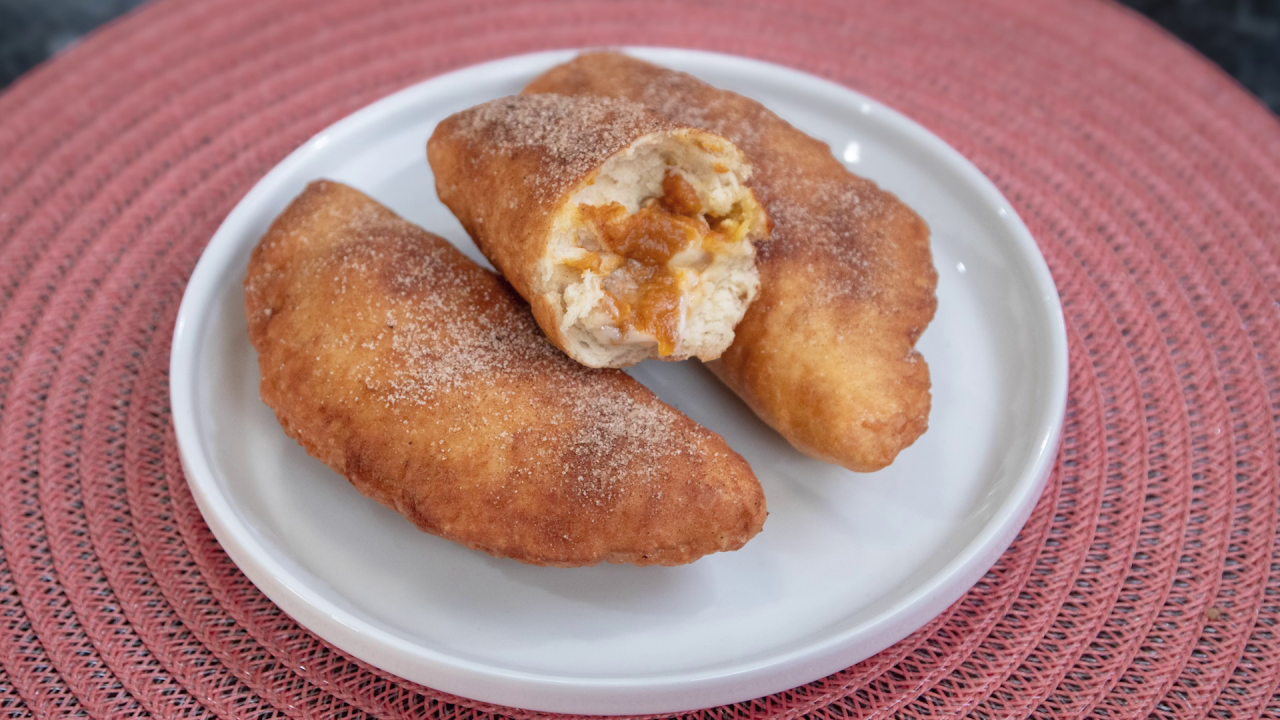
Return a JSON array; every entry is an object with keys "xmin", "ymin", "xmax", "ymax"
[{"xmin": 577, "ymin": 173, "xmax": 727, "ymax": 356}]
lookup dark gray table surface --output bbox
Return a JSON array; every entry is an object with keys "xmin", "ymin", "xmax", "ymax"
[{"xmin": 1, "ymin": 0, "xmax": 1276, "ymax": 113}]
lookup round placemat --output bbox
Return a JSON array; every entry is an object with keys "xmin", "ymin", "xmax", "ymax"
[{"xmin": 1, "ymin": 0, "xmax": 1278, "ymax": 717}]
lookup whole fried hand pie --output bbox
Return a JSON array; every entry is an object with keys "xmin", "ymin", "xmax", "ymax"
[
  {"xmin": 525, "ymin": 53, "xmax": 938, "ymax": 472},
  {"xmin": 244, "ymin": 180, "xmax": 766, "ymax": 566},
  {"xmin": 428, "ymin": 94, "xmax": 769, "ymax": 368}
]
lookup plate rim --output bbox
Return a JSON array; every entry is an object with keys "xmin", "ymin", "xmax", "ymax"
[{"xmin": 169, "ymin": 46, "xmax": 1069, "ymax": 715}]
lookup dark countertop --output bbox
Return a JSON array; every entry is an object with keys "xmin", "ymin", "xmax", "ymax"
[
  {"xmin": 0, "ymin": 0, "xmax": 148, "ymax": 87},
  {"xmin": 1, "ymin": 0, "xmax": 1276, "ymax": 113},
  {"xmin": 1121, "ymin": 0, "xmax": 1278, "ymax": 112}
]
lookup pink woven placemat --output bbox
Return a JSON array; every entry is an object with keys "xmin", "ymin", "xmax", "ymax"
[{"xmin": 2, "ymin": 0, "xmax": 1278, "ymax": 717}]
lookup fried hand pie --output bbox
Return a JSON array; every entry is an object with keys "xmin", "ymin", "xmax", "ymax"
[{"xmin": 244, "ymin": 180, "xmax": 766, "ymax": 566}]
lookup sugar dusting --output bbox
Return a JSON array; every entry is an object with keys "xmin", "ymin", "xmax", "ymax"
[
  {"xmin": 305, "ymin": 194, "xmax": 702, "ymax": 505},
  {"xmin": 756, "ymin": 165, "xmax": 885, "ymax": 291},
  {"xmin": 448, "ymin": 94, "xmax": 676, "ymax": 200},
  {"xmin": 566, "ymin": 390, "xmax": 695, "ymax": 505}
]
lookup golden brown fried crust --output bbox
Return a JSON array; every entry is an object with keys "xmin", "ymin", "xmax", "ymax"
[
  {"xmin": 525, "ymin": 53, "xmax": 938, "ymax": 472},
  {"xmin": 427, "ymin": 94, "xmax": 680, "ymax": 357},
  {"xmin": 245, "ymin": 180, "xmax": 765, "ymax": 566}
]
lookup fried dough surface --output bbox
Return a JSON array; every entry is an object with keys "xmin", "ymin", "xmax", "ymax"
[
  {"xmin": 526, "ymin": 53, "xmax": 938, "ymax": 471},
  {"xmin": 245, "ymin": 180, "xmax": 765, "ymax": 566}
]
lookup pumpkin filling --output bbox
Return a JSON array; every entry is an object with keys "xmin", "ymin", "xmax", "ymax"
[{"xmin": 571, "ymin": 173, "xmax": 754, "ymax": 355}]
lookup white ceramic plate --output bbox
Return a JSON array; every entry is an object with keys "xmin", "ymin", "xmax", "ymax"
[{"xmin": 170, "ymin": 48, "xmax": 1067, "ymax": 715}]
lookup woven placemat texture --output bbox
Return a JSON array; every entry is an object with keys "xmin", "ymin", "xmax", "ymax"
[{"xmin": 1, "ymin": 0, "xmax": 1278, "ymax": 717}]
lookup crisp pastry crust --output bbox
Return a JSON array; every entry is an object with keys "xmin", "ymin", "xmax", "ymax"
[
  {"xmin": 244, "ymin": 180, "xmax": 766, "ymax": 566},
  {"xmin": 428, "ymin": 94, "xmax": 768, "ymax": 368},
  {"xmin": 525, "ymin": 52, "xmax": 938, "ymax": 472}
]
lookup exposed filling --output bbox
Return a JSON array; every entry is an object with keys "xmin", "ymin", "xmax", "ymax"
[{"xmin": 569, "ymin": 173, "xmax": 754, "ymax": 355}]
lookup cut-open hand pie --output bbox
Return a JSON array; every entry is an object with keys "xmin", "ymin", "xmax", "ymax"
[
  {"xmin": 525, "ymin": 53, "xmax": 938, "ymax": 472},
  {"xmin": 428, "ymin": 94, "xmax": 769, "ymax": 368},
  {"xmin": 244, "ymin": 180, "xmax": 766, "ymax": 566}
]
